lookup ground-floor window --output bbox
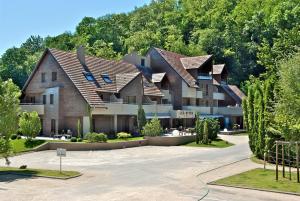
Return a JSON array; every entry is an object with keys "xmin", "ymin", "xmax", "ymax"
[{"xmin": 51, "ymin": 119, "xmax": 56, "ymax": 134}]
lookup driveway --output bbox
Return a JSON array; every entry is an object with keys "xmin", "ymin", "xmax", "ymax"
[{"xmin": 0, "ymin": 135, "xmax": 298, "ymax": 201}]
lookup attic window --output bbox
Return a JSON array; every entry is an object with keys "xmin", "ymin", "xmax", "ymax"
[
  {"xmin": 141, "ymin": 58, "xmax": 145, "ymax": 67},
  {"xmin": 101, "ymin": 73, "xmax": 112, "ymax": 84},
  {"xmin": 84, "ymin": 72, "xmax": 95, "ymax": 81}
]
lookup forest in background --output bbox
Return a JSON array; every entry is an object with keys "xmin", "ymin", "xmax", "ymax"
[
  {"xmin": 0, "ymin": 0, "xmax": 299, "ymax": 89},
  {"xmin": 0, "ymin": 0, "xmax": 299, "ymax": 158}
]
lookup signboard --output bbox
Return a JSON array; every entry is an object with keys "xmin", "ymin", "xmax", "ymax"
[
  {"xmin": 174, "ymin": 110, "xmax": 195, "ymax": 118},
  {"xmin": 57, "ymin": 148, "xmax": 66, "ymax": 157},
  {"xmin": 57, "ymin": 148, "xmax": 66, "ymax": 173}
]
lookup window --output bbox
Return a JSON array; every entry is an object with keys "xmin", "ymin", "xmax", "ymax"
[
  {"xmin": 101, "ymin": 73, "xmax": 112, "ymax": 83},
  {"xmin": 141, "ymin": 58, "xmax": 145, "ymax": 67},
  {"xmin": 41, "ymin": 73, "xmax": 46, "ymax": 83},
  {"xmin": 186, "ymin": 98, "xmax": 190, "ymax": 106},
  {"xmin": 196, "ymin": 99, "xmax": 200, "ymax": 106},
  {"xmin": 125, "ymin": 96, "xmax": 136, "ymax": 104},
  {"xmin": 84, "ymin": 72, "xmax": 95, "ymax": 81},
  {"xmin": 52, "ymin": 72, "xmax": 57, "ymax": 81},
  {"xmin": 51, "ymin": 119, "xmax": 56, "ymax": 134},
  {"xmin": 92, "ymin": 119, "xmax": 96, "ymax": 132},
  {"xmin": 43, "ymin": 95, "xmax": 47, "ymax": 104},
  {"xmin": 206, "ymin": 100, "xmax": 209, "ymax": 106},
  {"xmin": 30, "ymin": 96, "xmax": 35, "ymax": 103},
  {"xmin": 205, "ymin": 84, "xmax": 209, "ymax": 96},
  {"xmin": 50, "ymin": 94, "xmax": 54, "ymax": 104}
]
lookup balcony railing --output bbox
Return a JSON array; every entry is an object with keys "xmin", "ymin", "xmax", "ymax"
[{"xmin": 20, "ymin": 103, "xmax": 45, "ymax": 115}]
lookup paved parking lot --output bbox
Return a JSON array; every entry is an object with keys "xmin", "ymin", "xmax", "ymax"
[{"xmin": 0, "ymin": 135, "xmax": 298, "ymax": 201}]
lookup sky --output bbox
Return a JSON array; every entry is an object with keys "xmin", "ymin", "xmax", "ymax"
[{"xmin": 0, "ymin": 0, "xmax": 151, "ymax": 55}]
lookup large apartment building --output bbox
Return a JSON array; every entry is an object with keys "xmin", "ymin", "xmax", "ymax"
[{"xmin": 20, "ymin": 46, "xmax": 245, "ymax": 136}]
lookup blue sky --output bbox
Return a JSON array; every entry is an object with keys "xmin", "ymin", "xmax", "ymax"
[{"xmin": 0, "ymin": 0, "xmax": 150, "ymax": 55}]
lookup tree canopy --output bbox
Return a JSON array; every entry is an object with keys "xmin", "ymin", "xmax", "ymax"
[{"xmin": 0, "ymin": 0, "xmax": 299, "ymax": 89}]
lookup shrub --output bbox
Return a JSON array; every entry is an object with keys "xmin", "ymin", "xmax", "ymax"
[
  {"xmin": 11, "ymin": 134, "xmax": 17, "ymax": 140},
  {"xmin": 19, "ymin": 165, "xmax": 27, "ymax": 169},
  {"xmin": 143, "ymin": 116, "xmax": 163, "ymax": 137},
  {"xmin": 77, "ymin": 138, "xmax": 83, "ymax": 142},
  {"xmin": 70, "ymin": 137, "xmax": 77, "ymax": 142},
  {"xmin": 233, "ymin": 123, "xmax": 239, "ymax": 130},
  {"xmin": 117, "ymin": 132, "xmax": 132, "ymax": 140},
  {"xmin": 85, "ymin": 132, "xmax": 107, "ymax": 143},
  {"xmin": 19, "ymin": 111, "xmax": 41, "ymax": 139}
]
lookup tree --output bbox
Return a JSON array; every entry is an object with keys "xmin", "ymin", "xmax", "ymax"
[
  {"xmin": 194, "ymin": 113, "xmax": 203, "ymax": 144},
  {"xmin": 0, "ymin": 79, "xmax": 21, "ymax": 165},
  {"xmin": 77, "ymin": 119, "xmax": 82, "ymax": 138},
  {"xmin": 247, "ymin": 85, "xmax": 255, "ymax": 152},
  {"xmin": 203, "ymin": 121, "xmax": 209, "ymax": 144},
  {"xmin": 275, "ymin": 52, "xmax": 300, "ymax": 141},
  {"xmin": 242, "ymin": 98, "xmax": 248, "ymax": 130},
  {"xmin": 19, "ymin": 111, "xmax": 41, "ymax": 139},
  {"xmin": 137, "ymin": 105, "xmax": 146, "ymax": 132},
  {"xmin": 143, "ymin": 116, "xmax": 163, "ymax": 137}
]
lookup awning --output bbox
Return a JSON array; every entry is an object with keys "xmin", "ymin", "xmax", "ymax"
[
  {"xmin": 146, "ymin": 113, "xmax": 171, "ymax": 119},
  {"xmin": 199, "ymin": 114, "xmax": 224, "ymax": 119}
]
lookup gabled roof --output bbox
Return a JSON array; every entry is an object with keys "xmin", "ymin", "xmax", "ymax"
[
  {"xmin": 180, "ymin": 55, "xmax": 212, "ymax": 69},
  {"xmin": 23, "ymin": 48, "xmax": 140, "ymax": 106},
  {"xmin": 228, "ymin": 85, "xmax": 246, "ymax": 101},
  {"xmin": 143, "ymin": 76, "xmax": 163, "ymax": 97},
  {"xmin": 153, "ymin": 48, "xmax": 198, "ymax": 88},
  {"xmin": 151, "ymin": 73, "xmax": 166, "ymax": 83},
  {"xmin": 212, "ymin": 64, "xmax": 226, "ymax": 75},
  {"xmin": 219, "ymin": 84, "xmax": 245, "ymax": 104}
]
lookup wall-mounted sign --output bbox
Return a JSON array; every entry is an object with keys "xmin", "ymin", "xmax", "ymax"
[{"xmin": 174, "ymin": 110, "xmax": 195, "ymax": 118}]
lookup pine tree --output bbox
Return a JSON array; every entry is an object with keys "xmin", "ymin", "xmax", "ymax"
[
  {"xmin": 137, "ymin": 104, "xmax": 146, "ymax": 132},
  {"xmin": 203, "ymin": 121, "xmax": 209, "ymax": 144},
  {"xmin": 195, "ymin": 113, "xmax": 203, "ymax": 144},
  {"xmin": 242, "ymin": 98, "xmax": 248, "ymax": 130},
  {"xmin": 247, "ymin": 85, "xmax": 255, "ymax": 152}
]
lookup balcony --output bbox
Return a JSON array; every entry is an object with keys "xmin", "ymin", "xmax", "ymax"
[
  {"xmin": 20, "ymin": 103, "xmax": 45, "ymax": 115},
  {"xmin": 198, "ymin": 73, "xmax": 212, "ymax": 80},
  {"xmin": 182, "ymin": 106, "xmax": 211, "ymax": 114},
  {"xmin": 196, "ymin": 90, "xmax": 203, "ymax": 98},
  {"xmin": 92, "ymin": 102, "xmax": 173, "ymax": 115},
  {"xmin": 213, "ymin": 92, "xmax": 225, "ymax": 100},
  {"xmin": 213, "ymin": 106, "xmax": 242, "ymax": 116}
]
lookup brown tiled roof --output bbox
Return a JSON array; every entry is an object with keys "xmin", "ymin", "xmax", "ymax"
[
  {"xmin": 228, "ymin": 85, "xmax": 246, "ymax": 101},
  {"xmin": 143, "ymin": 76, "xmax": 163, "ymax": 97},
  {"xmin": 151, "ymin": 73, "xmax": 166, "ymax": 83},
  {"xmin": 154, "ymin": 48, "xmax": 198, "ymax": 88},
  {"xmin": 180, "ymin": 55, "xmax": 212, "ymax": 69},
  {"xmin": 49, "ymin": 49, "xmax": 139, "ymax": 106},
  {"xmin": 212, "ymin": 64, "xmax": 225, "ymax": 74}
]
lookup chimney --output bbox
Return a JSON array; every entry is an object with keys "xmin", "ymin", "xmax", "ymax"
[{"xmin": 77, "ymin": 45, "xmax": 85, "ymax": 66}]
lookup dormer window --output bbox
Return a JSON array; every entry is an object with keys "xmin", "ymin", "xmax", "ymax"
[
  {"xmin": 101, "ymin": 73, "xmax": 112, "ymax": 84},
  {"xmin": 141, "ymin": 58, "xmax": 145, "ymax": 67},
  {"xmin": 84, "ymin": 72, "xmax": 95, "ymax": 81}
]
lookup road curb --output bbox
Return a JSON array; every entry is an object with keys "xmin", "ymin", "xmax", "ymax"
[{"xmin": 208, "ymin": 182, "xmax": 300, "ymax": 197}]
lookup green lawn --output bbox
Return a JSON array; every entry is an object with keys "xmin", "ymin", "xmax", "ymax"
[
  {"xmin": 10, "ymin": 139, "xmax": 46, "ymax": 154},
  {"xmin": 183, "ymin": 138, "xmax": 234, "ymax": 148},
  {"xmin": 107, "ymin": 137, "xmax": 144, "ymax": 143},
  {"xmin": 0, "ymin": 166, "xmax": 80, "ymax": 179},
  {"xmin": 211, "ymin": 168, "xmax": 300, "ymax": 194}
]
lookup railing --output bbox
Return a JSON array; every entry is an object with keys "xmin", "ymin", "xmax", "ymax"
[
  {"xmin": 213, "ymin": 92, "xmax": 225, "ymax": 100},
  {"xmin": 20, "ymin": 104, "xmax": 45, "ymax": 115},
  {"xmin": 92, "ymin": 102, "xmax": 173, "ymax": 115},
  {"xmin": 213, "ymin": 106, "xmax": 242, "ymax": 115}
]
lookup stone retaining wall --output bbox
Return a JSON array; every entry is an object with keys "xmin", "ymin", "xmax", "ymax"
[
  {"xmin": 33, "ymin": 136, "xmax": 195, "ymax": 151},
  {"xmin": 145, "ymin": 135, "xmax": 196, "ymax": 146}
]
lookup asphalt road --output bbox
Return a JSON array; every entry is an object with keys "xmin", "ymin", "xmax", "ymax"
[{"xmin": 0, "ymin": 135, "xmax": 298, "ymax": 201}]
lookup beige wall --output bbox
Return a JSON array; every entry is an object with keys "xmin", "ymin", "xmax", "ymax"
[
  {"xmin": 120, "ymin": 74, "xmax": 143, "ymax": 105},
  {"xmin": 24, "ymin": 52, "xmax": 88, "ymax": 135}
]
